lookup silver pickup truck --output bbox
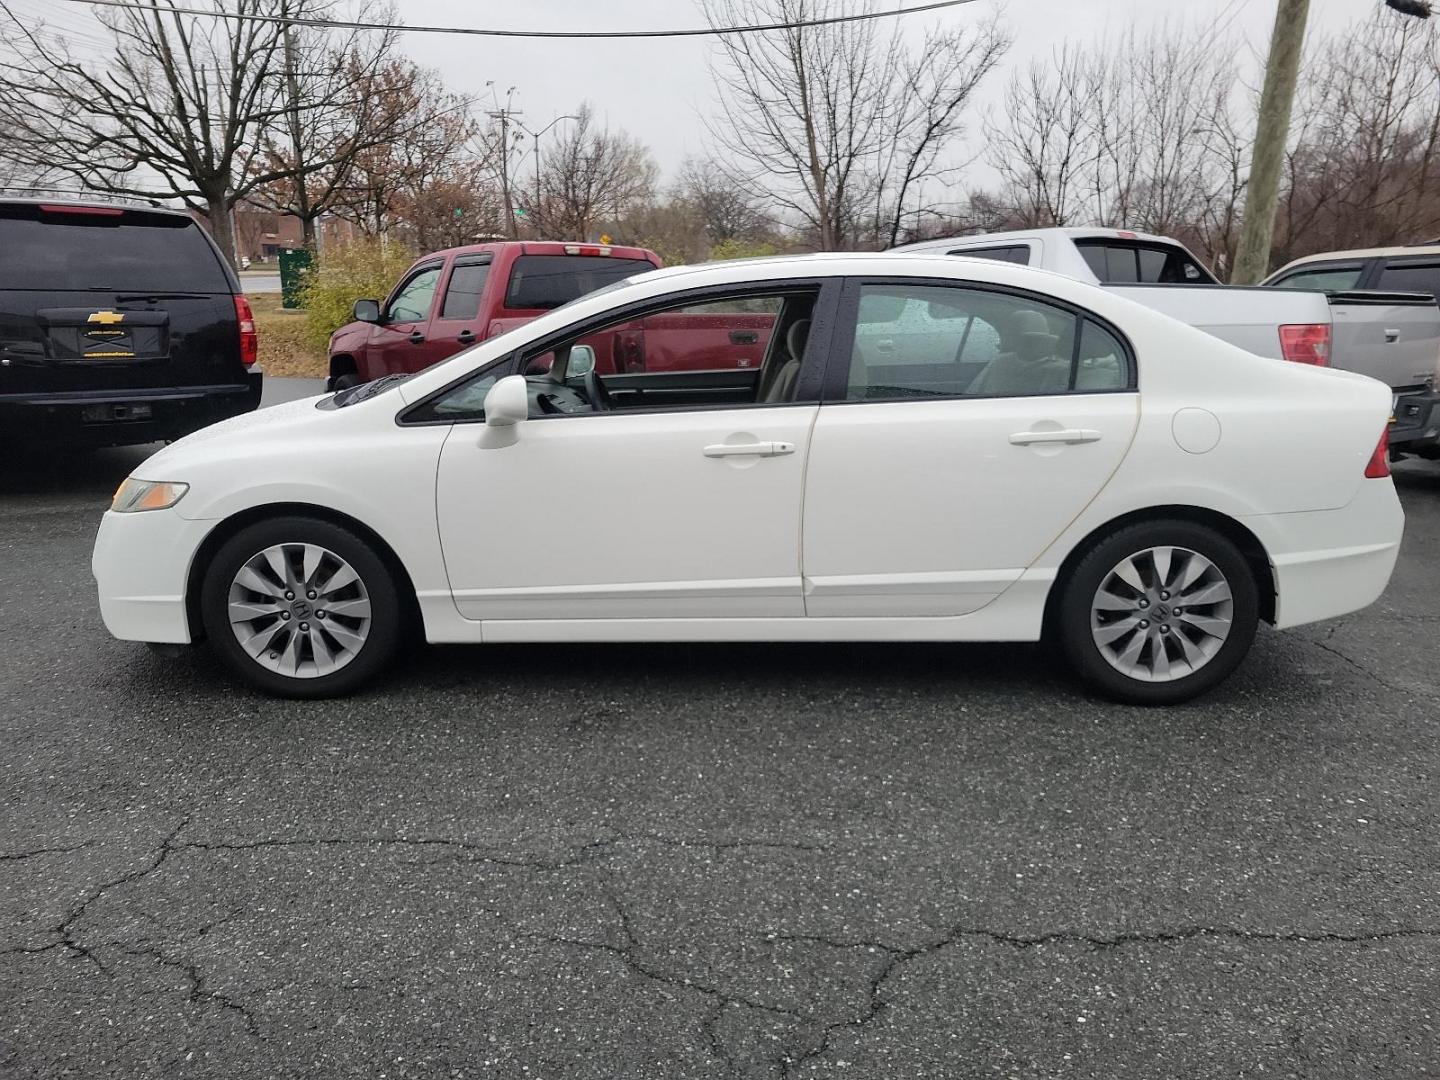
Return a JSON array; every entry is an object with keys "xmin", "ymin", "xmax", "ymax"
[{"xmin": 897, "ymin": 228, "xmax": 1440, "ymax": 458}]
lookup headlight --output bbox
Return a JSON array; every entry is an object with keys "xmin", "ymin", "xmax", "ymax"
[{"xmin": 111, "ymin": 478, "xmax": 189, "ymax": 513}]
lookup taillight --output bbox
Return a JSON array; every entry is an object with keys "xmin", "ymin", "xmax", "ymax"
[
  {"xmin": 563, "ymin": 244, "xmax": 611, "ymax": 256},
  {"xmin": 234, "ymin": 294, "xmax": 258, "ymax": 368},
  {"xmin": 1279, "ymin": 323, "xmax": 1331, "ymax": 366},
  {"xmin": 1365, "ymin": 427, "xmax": 1391, "ymax": 478}
]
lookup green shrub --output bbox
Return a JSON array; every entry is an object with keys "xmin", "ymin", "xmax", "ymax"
[
  {"xmin": 707, "ymin": 237, "xmax": 782, "ymax": 262},
  {"xmin": 300, "ymin": 238, "xmax": 417, "ymax": 349}
]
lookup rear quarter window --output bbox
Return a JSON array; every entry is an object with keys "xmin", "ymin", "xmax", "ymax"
[{"xmin": 0, "ymin": 207, "xmax": 231, "ymax": 292}]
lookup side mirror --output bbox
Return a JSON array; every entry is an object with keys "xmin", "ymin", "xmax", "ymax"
[
  {"xmin": 483, "ymin": 374, "xmax": 529, "ymax": 428},
  {"xmin": 568, "ymin": 345, "xmax": 597, "ymax": 377},
  {"xmin": 353, "ymin": 299, "xmax": 382, "ymax": 323}
]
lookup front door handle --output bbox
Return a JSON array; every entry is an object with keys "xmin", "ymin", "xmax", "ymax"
[
  {"xmin": 703, "ymin": 441, "xmax": 797, "ymax": 458},
  {"xmin": 1385, "ymin": 328, "xmax": 1401, "ymax": 342},
  {"xmin": 1009, "ymin": 428, "xmax": 1101, "ymax": 446},
  {"xmin": 408, "ymin": 331, "xmax": 426, "ymax": 345},
  {"xmin": 729, "ymin": 330, "xmax": 758, "ymax": 344}
]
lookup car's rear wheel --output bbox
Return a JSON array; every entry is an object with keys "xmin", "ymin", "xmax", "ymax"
[
  {"xmin": 200, "ymin": 516, "xmax": 401, "ymax": 697},
  {"xmin": 1056, "ymin": 520, "xmax": 1259, "ymax": 705}
]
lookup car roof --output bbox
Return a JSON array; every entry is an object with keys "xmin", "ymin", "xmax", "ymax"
[
  {"xmin": 895, "ymin": 227, "xmax": 1181, "ymax": 251},
  {"xmin": 414, "ymin": 240, "xmax": 659, "ymax": 263},
  {"xmin": 0, "ymin": 195, "xmax": 190, "ymax": 219},
  {"xmin": 1273, "ymin": 243, "xmax": 1440, "ymax": 274}
]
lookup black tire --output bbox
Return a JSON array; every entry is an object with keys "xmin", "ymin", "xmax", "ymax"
[
  {"xmin": 200, "ymin": 516, "xmax": 402, "ymax": 698},
  {"xmin": 1055, "ymin": 519, "xmax": 1259, "ymax": 706},
  {"xmin": 329, "ymin": 372, "xmax": 361, "ymax": 392}
]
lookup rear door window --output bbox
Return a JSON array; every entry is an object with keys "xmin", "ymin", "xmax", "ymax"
[
  {"xmin": 1075, "ymin": 241, "xmax": 1213, "ymax": 285},
  {"xmin": 1270, "ymin": 264, "xmax": 1366, "ymax": 291},
  {"xmin": 439, "ymin": 257, "xmax": 492, "ymax": 320},
  {"xmin": 504, "ymin": 255, "xmax": 656, "ymax": 310},
  {"xmin": 1376, "ymin": 262, "xmax": 1440, "ymax": 300},
  {"xmin": 0, "ymin": 205, "xmax": 230, "ymax": 292}
]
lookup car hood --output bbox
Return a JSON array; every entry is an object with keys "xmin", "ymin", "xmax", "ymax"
[
  {"xmin": 329, "ymin": 320, "xmax": 369, "ymax": 353},
  {"xmin": 133, "ymin": 393, "xmax": 332, "ymax": 478}
]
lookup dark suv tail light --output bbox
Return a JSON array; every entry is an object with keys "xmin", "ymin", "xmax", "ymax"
[
  {"xmin": 1365, "ymin": 427, "xmax": 1391, "ymax": 478},
  {"xmin": 234, "ymin": 294, "xmax": 258, "ymax": 368},
  {"xmin": 1279, "ymin": 323, "xmax": 1331, "ymax": 365}
]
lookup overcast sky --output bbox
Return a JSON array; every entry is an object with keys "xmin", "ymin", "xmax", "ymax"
[
  {"xmin": 390, "ymin": 0, "xmax": 1366, "ymax": 184},
  {"xmin": 19, "ymin": 0, "xmax": 1375, "ymax": 194}
]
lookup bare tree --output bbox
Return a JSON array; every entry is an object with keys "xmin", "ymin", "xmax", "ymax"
[
  {"xmin": 0, "ymin": 0, "xmax": 368, "ymax": 266},
  {"xmin": 677, "ymin": 157, "xmax": 770, "ymax": 245},
  {"xmin": 533, "ymin": 104, "xmax": 656, "ymax": 240},
  {"xmin": 246, "ymin": 4, "xmax": 415, "ymax": 249},
  {"xmin": 1277, "ymin": 12, "xmax": 1440, "ymax": 263},
  {"xmin": 702, "ymin": 0, "xmax": 1008, "ymax": 250}
]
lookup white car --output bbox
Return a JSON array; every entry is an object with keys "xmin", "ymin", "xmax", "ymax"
[{"xmin": 92, "ymin": 254, "xmax": 1403, "ymax": 704}]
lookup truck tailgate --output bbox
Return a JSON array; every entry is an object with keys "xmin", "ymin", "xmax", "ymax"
[
  {"xmin": 1328, "ymin": 290, "xmax": 1440, "ymax": 391},
  {"xmin": 1106, "ymin": 283, "xmax": 1329, "ymax": 360}
]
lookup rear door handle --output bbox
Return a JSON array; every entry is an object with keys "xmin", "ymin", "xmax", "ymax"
[
  {"xmin": 1385, "ymin": 328, "xmax": 1401, "ymax": 342},
  {"xmin": 1009, "ymin": 428, "xmax": 1102, "ymax": 446},
  {"xmin": 457, "ymin": 329, "xmax": 475, "ymax": 344},
  {"xmin": 703, "ymin": 441, "xmax": 796, "ymax": 458},
  {"xmin": 729, "ymin": 330, "xmax": 758, "ymax": 344}
]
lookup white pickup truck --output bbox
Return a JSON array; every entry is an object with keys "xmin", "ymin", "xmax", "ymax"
[{"xmin": 896, "ymin": 228, "xmax": 1440, "ymax": 458}]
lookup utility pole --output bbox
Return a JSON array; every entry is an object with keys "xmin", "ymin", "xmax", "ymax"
[
  {"xmin": 1232, "ymin": 0, "xmax": 1311, "ymax": 284},
  {"xmin": 280, "ymin": 0, "xmax": 313, "ymax": 248},
  {"xmin": 486, "ymin": 83, "xmax": 521, "ymax": 239}
]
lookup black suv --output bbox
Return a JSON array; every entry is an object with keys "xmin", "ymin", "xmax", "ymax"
[{"xmin": 0, "ymin": 198, "xmax": 262, "ymax": 450}]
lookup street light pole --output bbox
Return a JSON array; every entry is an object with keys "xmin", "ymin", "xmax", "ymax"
[{"xmin": 520, "ymin": 114, "xmax": 579, "ymax": 239}]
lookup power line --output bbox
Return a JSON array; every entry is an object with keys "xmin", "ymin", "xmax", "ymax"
[{"xmin": 57, "ymin": 0, "xmax": 985, "ymax": 39}]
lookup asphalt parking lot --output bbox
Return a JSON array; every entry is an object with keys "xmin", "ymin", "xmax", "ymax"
[{"xmin": 3, "ymin": 381, "xmax": 1439, "ymax": 1079}]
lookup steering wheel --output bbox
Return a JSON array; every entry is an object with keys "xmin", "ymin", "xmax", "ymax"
[{"xmin": 584, "ymin": 368, "xmax": 613, "ymax": 412}]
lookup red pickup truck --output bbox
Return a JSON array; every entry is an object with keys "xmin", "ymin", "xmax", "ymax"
[{"xmin": 326, "ymin": 241, "xmax": 777, "ymax": 389}]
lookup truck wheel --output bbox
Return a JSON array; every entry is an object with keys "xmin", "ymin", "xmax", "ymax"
[
  {"xmin": 1056, "ymin": 520, "xmax": 1259, "ymax": 706},
  {"xmin": 200, "ymin": 516, "xmax": 402, "ymax": 698},
  {"xmin": 330, "ymin": 372, "xmax": 360, "ymax": 392}
]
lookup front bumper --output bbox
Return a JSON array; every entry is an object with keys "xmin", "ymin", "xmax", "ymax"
[
  {"xmin": 92, "ymin": 509, "xmax": 216, "ymax": 644},
  {"xmin": 1, "ymin": 373, "xmax": 262, "ymax": 450}
]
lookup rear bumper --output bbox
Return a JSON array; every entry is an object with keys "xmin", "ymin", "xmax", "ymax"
[
  {"xmin": 92, "ymin": 508, "xmax": 214, "ymax": 644},
  {"xmin": 0, "ymin": 373, "xmax": 262, "ymax": 449},
  {"xmin": 1244, "ymin": 479, "xmax": 1405, "ymax": 630},
  {"xmin": 1389, "ymin": 387, "xmax": 1440, "ymax": 455}
]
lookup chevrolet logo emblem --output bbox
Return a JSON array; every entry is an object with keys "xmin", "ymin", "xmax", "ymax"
[{"xmin": 87, "ymin": 310, "xmax": 125, "ymax": 325}]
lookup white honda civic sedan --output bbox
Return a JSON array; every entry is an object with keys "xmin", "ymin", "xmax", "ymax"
[{"xmin": 93, "ymin": 254, "xmax": 1403, "ymax": 704}]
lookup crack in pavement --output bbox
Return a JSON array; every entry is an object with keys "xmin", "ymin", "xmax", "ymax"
[
  {"xmin": 120, "ymin": 944, "xmax": 261, "ymax": 1037},
  {"xmin": 775, "ymin": 921, "xmax": 1440, "ymax": 1076},
  {"xmin": 0, "ymin": 843, "xmax": 89, "ymax": 862}
]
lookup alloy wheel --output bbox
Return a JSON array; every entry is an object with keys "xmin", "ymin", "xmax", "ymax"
[
  {"xmin": 226, "ymin": 543, "xmax": 372, "ymax": 678},
  {"xmin": 1089, "ymin": 545, "xmax": 1234, "ymax": 683}
]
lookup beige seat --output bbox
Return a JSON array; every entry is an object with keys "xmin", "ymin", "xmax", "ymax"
[
  {"xmin": 967, "ymin": 309, "xmax": 1067, "ymax": 395},
  {"xmin": 762, "ymin": 318, "xmax": 811, "ymax": 403}
]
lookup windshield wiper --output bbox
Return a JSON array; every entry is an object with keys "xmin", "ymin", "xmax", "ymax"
[{"xmin": 333, "ymin": 373, "xmax": 410, "ymax": 407}]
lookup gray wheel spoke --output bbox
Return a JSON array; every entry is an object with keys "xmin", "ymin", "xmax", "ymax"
[
  {"xmin": 234, "ymin": 565, "xmax": 281, "ymax": 599},
  {"xmin": 1114, "ymin": 558, "xmax": 1147, "ymax": 593},
  {"xmin": 1181, "ymin": 580, "xmax": 1232, "ymax": 606},
  {"xmin": 229, "ymin": 600, "xmax": 283, "ymax": 622},
  {"xmin": 1151, "ymin": 546, "xmax": 1174, "ymax": 591},
  {"xmin": 1092, "ymin": 616, "xmax": 1142, "ymax": 645},
  {"xmin": 301, "ymin": 544, "xmax": 325, "ymax": 591},
  {"xmin": 1090, "ymin": 544, "xmax": 1232, "ymax": 685},
  {"xmin": 323, "ymin": 597, "xmax": 372, "ymax": 619},
  {"xmin": 1178, "ymin": 612, "xmax": 1229, "ymax": 638},
  {"xmin": 228, "ymin": 542, "xmax": 371, "ymax": 681}
]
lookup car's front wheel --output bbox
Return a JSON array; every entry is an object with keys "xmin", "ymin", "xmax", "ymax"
[
  {"xmin": 200, "ymin": 516, "xmax": 402, "ymax": 697},
  {"xmin": 1056, "ymin": 520, "xmax": 1260, "ymax": 705}
]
